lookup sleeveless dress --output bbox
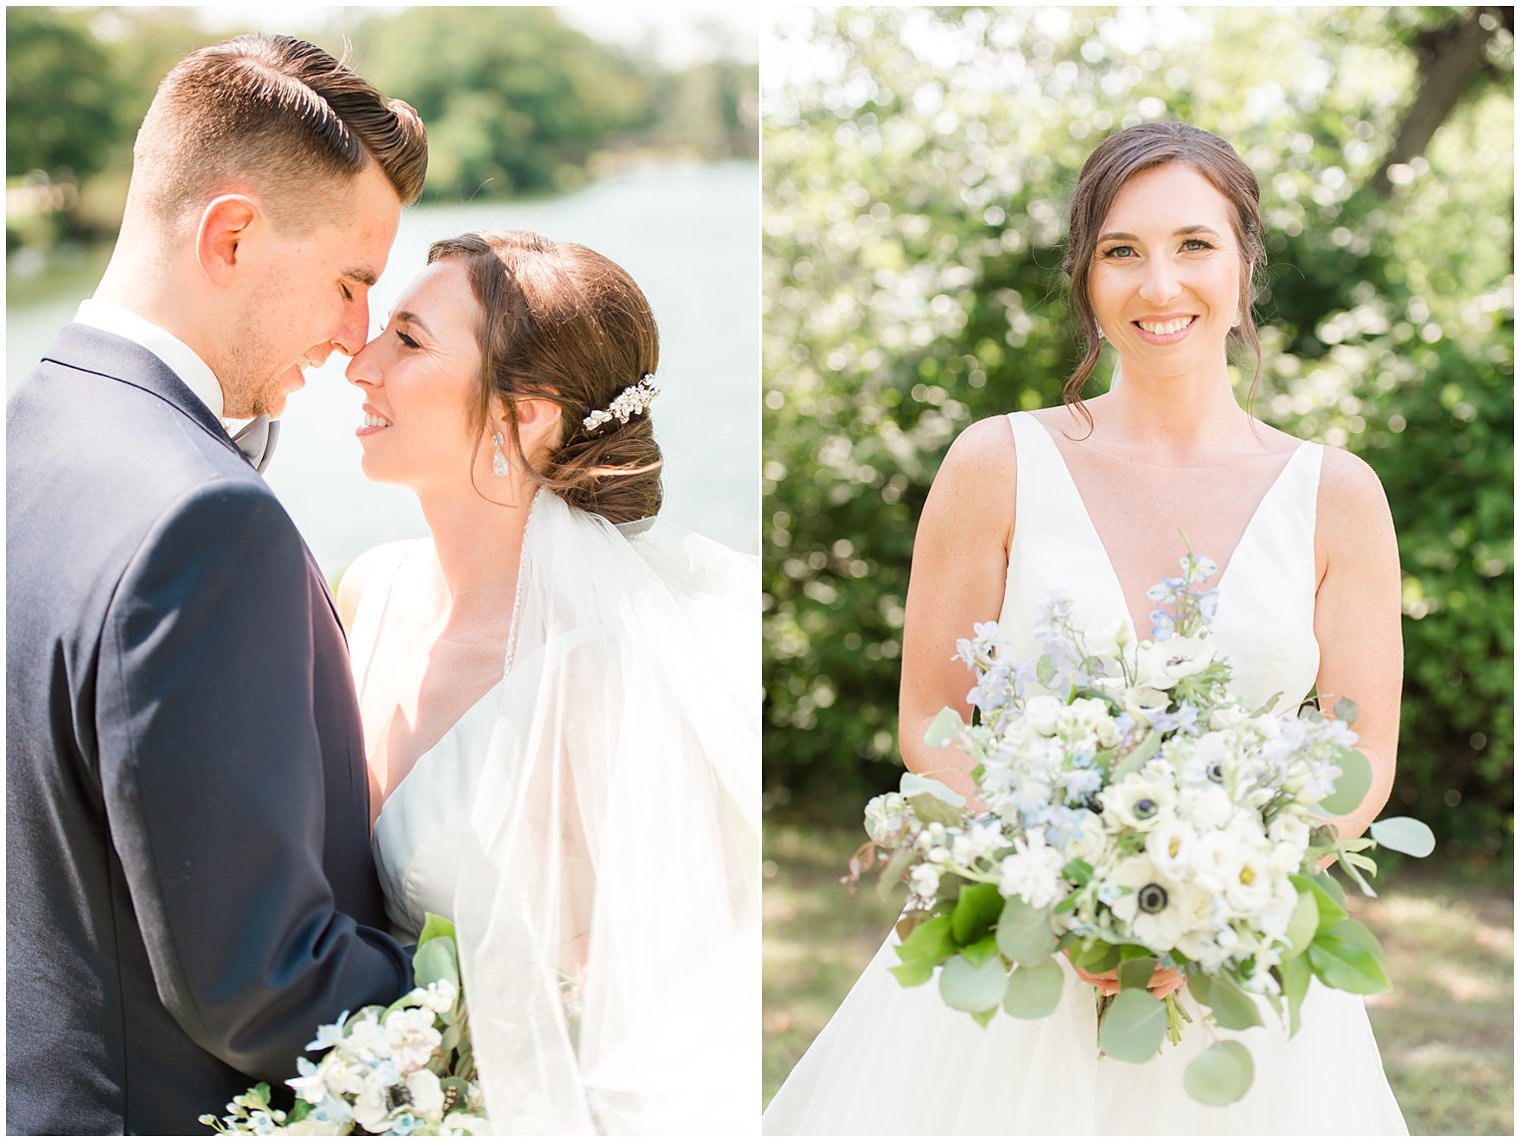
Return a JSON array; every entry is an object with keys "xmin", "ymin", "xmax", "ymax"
[
  {"xmin": 347, "ymin": 491, "xmax": 761, "ymax": 1135},
  {"xmin": 763, "ymin": 411, "xmax": 1408, "ymax": 1135}
]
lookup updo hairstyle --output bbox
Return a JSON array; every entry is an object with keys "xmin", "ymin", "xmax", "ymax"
[
  {"xmin": 428, "ymin": 229, "xmax": 663, "ymax": 524},
  {"xmin": 1061, "ymin": 122, "xmax": 1268, "ymax": 414}
]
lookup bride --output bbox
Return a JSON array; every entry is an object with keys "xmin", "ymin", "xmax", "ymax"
[
  {"xmin": 763, "ymin": 123, "xmax": 1408, "ymax": 1134},
  {"xmin": 337, "ymin": 229, "xmax": 759, "ymax": 1134}
]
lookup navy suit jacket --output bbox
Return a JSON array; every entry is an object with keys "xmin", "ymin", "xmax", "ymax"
[{"xmin": 6, "ymin": 325, "xmax": 411, "ymax": 1135}]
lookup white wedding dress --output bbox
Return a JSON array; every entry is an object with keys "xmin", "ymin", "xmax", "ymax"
[
  {"xmin": 352, "ymin": 490, "xmax": 761, "ymax": 1134},
  {"xmin": 763, "ymin": 411, "xmax": 1408, "ymax": 1135}
]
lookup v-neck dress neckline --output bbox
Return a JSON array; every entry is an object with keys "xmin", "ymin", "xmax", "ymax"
[{"xmin": 999, "ymin": 411, "xmax": 1324, "ymax": 715}]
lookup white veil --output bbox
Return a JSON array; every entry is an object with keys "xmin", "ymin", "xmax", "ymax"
[{"xmin": 451, "ymin": 489, "xmax": 760, "ymax": 1134}]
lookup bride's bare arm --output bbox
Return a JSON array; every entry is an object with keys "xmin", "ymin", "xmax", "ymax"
[
  {"xmin": 898, "ymin": 416, "xmax": 1018, "ymax": 801},
  {"xmin": 1313, "ymin": 447, "xmax": 1404, "ymax": 840}
]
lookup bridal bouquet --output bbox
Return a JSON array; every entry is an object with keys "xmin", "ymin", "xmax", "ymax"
[
  {"xmin": 850, "ymin": 553, "xmax": 1434, "ymax": 1106},
  {"xmin": 202, "ymin": 916, "xmax": 488, "ymax": 1136}
]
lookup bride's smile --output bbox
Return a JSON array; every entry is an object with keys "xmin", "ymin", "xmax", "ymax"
[
  {"xmin": 1088, "ymin": 163, "xmax": 1243, "ymax": 387},
  {"xmin": 346, "ymin": 259, "xmax": 489, "ymax": 489}
]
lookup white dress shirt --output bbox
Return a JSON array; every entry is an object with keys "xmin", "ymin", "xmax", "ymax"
[{"xmin": 74, "ymin": 298, "xmax": 227, "ymax": 422}]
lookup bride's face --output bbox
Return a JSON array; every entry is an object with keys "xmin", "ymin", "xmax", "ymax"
[
  {"xmin": 1087, "ymin": 162, "xmax": 1243, "ymax": 380},
  {"xmin": 346, "ymin": 258, "xmax": 486, "ymax": 488}
]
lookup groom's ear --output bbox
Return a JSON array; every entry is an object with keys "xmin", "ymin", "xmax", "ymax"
[{"xmin": 196, "ymin": 195, "xmax": 259, "ymax": 285}]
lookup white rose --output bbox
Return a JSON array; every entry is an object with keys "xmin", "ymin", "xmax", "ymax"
[
  {"xmin": 1024, "ymin": 694, "xmax": 1064, "ymax": 735},
  {"xmin": 1066, "ymin": 810, "xmax": 1110, "ymax": 865},
  {"xmin": 1085, "ymin": 617, "xmax": 1135, "ymax": 660}
]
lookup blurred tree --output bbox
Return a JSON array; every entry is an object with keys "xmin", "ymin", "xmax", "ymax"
[
  {"xmin": 6, "ymin": 6, "xmax": 755, "ymax": 245},
  {"xmin": 5, "ymin": 7, "xmax": 122, "ymax": 181},
  {"xmin": 351, "ymin": 7, "xmax": 653, "ymax": 198},
  {"xmin": 763, "ymin": 7, "xmax": 1513, "ymax": 865}
]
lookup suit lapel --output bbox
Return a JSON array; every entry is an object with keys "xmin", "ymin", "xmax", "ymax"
[
  {"xmin": 44, "ymin": 323, "xmax": 349, "ymax": 631},
  {"xmin": 41, "ymin": 323, "xmax": 246, "ymax": 467}
]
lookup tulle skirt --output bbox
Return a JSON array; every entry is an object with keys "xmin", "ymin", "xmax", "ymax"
[{"xmin": 763, "ymin": 930, "xmax": 1408, "ymax": 1135}]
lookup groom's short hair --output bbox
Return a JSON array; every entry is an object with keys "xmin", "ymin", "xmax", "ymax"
[{"xmin": 131, "ymin": 33, "xmax": 427, "ymax": 233}]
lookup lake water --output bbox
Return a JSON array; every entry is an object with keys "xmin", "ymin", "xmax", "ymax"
[{"xmin": 5, "ymin": 161, "xmax": 760, "ymax": 570}]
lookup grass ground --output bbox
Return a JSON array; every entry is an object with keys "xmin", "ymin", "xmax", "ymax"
[{"xmin": 763, "ymin": 821, "xmax": 1513, "ymax": 1135}]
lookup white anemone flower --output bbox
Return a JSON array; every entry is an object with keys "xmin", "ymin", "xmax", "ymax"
[
  {"xmin": 1108, "ymin": 855, "xmax": 1196, "ymax": 951},
  {"xmin": 1101, "ymin": 775, "xmax": 1176, "ymax": 833},
  {"xmin": 1134, "ymin": 634, "xmax": 1216, "ymax": 690}
]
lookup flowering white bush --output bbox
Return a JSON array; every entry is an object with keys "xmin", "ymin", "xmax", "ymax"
[
  {"xmin": 202, "ymin": 917, "xmax": 487, "ymax": 1136},
  {"xmin": 850, "ymin": 553, "xmax": 1434, "ymax": 1106}
]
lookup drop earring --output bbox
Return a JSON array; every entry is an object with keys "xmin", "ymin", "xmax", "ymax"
[{"xmin": 491, "ymin": 430, "xmax": 509, "ymax": 478}]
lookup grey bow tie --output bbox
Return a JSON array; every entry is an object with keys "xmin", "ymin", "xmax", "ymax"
[{"xmin": 231, "ymin": 416, "xmax": 280, "ymax": 474}]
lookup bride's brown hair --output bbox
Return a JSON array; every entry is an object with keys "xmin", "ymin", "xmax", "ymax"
[
  {"xmin": 428, "ymin": 229, "xmax": 663, "ymax": 524},
  {"xmin": 1061, "ymin": 122, "xmax": 1268, "ymax": 425}
]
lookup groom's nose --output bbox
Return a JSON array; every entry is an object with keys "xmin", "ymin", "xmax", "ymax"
[{"xmin": 331, "ymin": 293, "xmax": 371, "ymax": 358}]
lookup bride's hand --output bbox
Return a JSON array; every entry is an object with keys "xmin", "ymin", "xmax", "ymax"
[{"xmin": 1066, "ymin": 952, "xmax": 1185, "ymax": 999}]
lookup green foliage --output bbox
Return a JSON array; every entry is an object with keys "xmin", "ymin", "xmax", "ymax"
[
  {"xmin": 1184, "ymin": 1040, "xmax": 1255, "ymax": 1107},
  {"xmin": 6, "ymin": 8, "xmax": 756, "ymax": 242},
  {"xmin": 350, "ymin": 7, "xmax": 653, "ymax": 199},
  {"xmin": 5, "ymin": 8, "xmax": 123, "ymax": 180},
  {"xmin": 763, "ymin": 7, "xmax": 1512, "ymax": 866}
]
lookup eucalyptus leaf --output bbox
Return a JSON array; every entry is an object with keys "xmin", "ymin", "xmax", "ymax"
[
  {"xmin": 1368, "ymin": 816, "xmax": 1436, "ymax": 858},
  {"xmin": 923, "ymin": 707, "xmax": 965, "ymax": 749},
  {"xmin": 953, "ymin": 883, "xmax": 1005, "ymax": 947},
  {"xmin": 417, "ymin": 913, "xmax": 457, "ymax": 947},
  {"xmin": 1321, "ymin": 747, "xmax": 1373, "ymax": 816},
  {"xmin": 1004, "ymin": 957, "xmax": 1065, "ymax": 1019},
  {"xmin": 907, "ymin": 793, "xmax": 965, "ymax": 828},
  {"xmin": 1036, "ymin": 654, "xmax": 1057, "ymax": 687},
  {"xmin": 939, "ymin": 953, "xmax": 1009, "ymax": 1013},
  {"xmin": 1332, "ymin": 697, "xmax": 1360, "ymax": 726},
  {"xmin": 1199, "ymin": 974, "xmax": 1262, "ymax": 1031},
  {"xmin": 996, "ymin": 896, "xmax": 1058, "ymax": 963},
  {"xmin": 413, "ymin": 935, "xmax": 459, "ymax": 989},
  {"xmin": 1117, "ymin": 956, "xmax": 1156, "ymax": 992},
  {"xmin": 900, "ymin": 770, "xmax": 967, "ymax": 807},
  {"xmin": 1184, "ymin": 1040, "xmax": 1255, "ymax": 1106},
  {"xmin": 876, "ymin": 849, "xmax": 914, "ymax": 900},
  {"xmin": 1097, "ymin": 989, "xmax": 1168, "ymax": 1062},
  {"xmin": 901, "ymin": 771, "xmax": 967, "ymax": 827},
  {"xmin": 1186, "ymin": 969, "xmax": 1214, "ymax": 1006},
  {"xmin": 1070, "ymin": 940, "xmax": 1121, "ymax": 974}
]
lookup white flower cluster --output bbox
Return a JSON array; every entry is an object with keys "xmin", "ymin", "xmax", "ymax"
[
  {"xmin": 863, "ymin": 551, "xmax": 1360, "ymax": 998},
  {"xmin": 204, "ymin": 976, "xmax": 487, "ymax": 1136}
]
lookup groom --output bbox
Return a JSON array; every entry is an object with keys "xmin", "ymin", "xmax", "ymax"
[{"xmin": 7, "ymin": 35, "xmax": 428, "ymax": 1134}]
